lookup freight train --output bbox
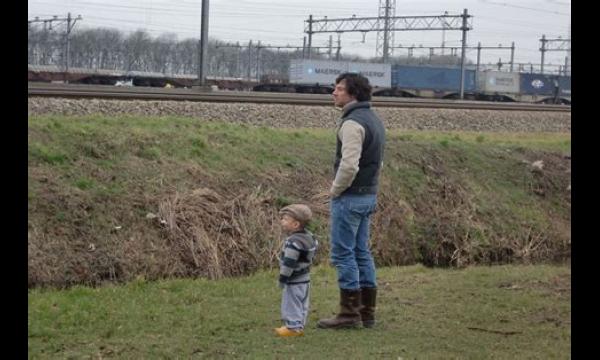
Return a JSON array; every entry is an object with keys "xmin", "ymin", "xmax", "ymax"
[
  {"xmin": 28, "ymin": 61, "xmax": 571, "ymax": 105},
  {"xmin": 27, "ymin": 65, "xmax": 254, "ymax": 90},
  {"xmin": 261, "ymin": 59, "xmax": 571, "ymax": 105}
]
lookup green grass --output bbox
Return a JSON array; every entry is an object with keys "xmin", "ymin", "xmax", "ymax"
[
  {"xmin": 393, "ymin": 130, "xmax": 570, "ymax": 153},
  {"xmin": 28, "ymin": 115, "xmax": 334, "ymax": 174},
  {"xmin": 28, "ymin": 264, "xmax": 570, "ymax": 359},
  {"xmin": 29, "ymin": 143, "xmax": 69, "ymax": 165}
]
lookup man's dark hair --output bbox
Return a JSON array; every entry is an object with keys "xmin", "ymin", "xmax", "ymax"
[{"xmin": 335, "ymin": 73, "xmax": 372, "ymax": 101}]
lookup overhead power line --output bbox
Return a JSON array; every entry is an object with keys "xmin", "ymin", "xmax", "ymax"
[{"xmin": 479, "ymin": 0, "xmax": 570, "ymax": 16}]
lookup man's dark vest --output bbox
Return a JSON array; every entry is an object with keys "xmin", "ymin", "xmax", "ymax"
[{"xmin": 334, "ymin": 101, "xmax": 385, "ymax": 195}]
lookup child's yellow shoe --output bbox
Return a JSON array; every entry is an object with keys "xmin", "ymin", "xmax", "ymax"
[{"xmin": 274, "ymin": 326, "xmax": 304, "ymax": 337}]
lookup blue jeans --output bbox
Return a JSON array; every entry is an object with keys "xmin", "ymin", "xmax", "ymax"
[{"xmin": 330, "ymin": 193, "xmax": 378, "ymax": 290}]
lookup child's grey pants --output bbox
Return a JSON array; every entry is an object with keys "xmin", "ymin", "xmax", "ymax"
[{"xmin": 281, "ymin": 282, "xmax": 310, "ymax": 330}]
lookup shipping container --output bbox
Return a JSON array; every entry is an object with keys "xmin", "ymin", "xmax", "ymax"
[
  {"xmin": 515, "ymin": 73, "xmax": 571, "ymax": 103},
  {"xmin": 289, "ymin": 59, "xmax": 391, "ymax": 88},
  {"xmin": 391, "ymin": 65, "xmax": 476, "ymax": 92},
  {"xmin": 558, "ymin": 76, "xmax": 571, "ymax": 97},
  {"xmin": 519, "ymin": 73, "xmax": 561, "ymax": 96},
  {"xmin": 476, "ymin": 71, "xmax": 520, "ymax": 94}
]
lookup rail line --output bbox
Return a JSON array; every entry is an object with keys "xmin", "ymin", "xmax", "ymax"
[{"xmin": 28, "ymin": 82, "xmax": 571, "ymax": 112}]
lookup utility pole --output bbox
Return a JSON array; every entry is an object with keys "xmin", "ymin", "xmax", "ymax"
[
  {"xmin": 198, "ymin": 0, "xmax": 209, "ymax": 87},
  {"xmin": 566, "ymin": 23, "xmax": 571, "ymax": 76},
  {"xmin": 307, "ymin": 15, "xmax": 313, "ymax": 59},
  {"xmin": 256, "ymin": 40, "xmax": 261, "ymax": 81},
  {"xmin": 336, "ymin": 33, "xmax": 342, "ymax": 61},
  {"xmin": 62, "ymin": 13, "xmax": 82, "ymax": 82},
  {"xmin": 236, "ymin": 41, "xmax": 241, "ymax": 77},
  {"xmin": 510, "ymin": 42, "xmax": 515, "ymax": 72},
  {"xmin": 65, "ymin": 13, "xmax": 72, "ymax": 79},
  {"xmin": 247, "ymin": 40, "xmax": 252, "ymax": 80},
  {"xmin": 382, "ymin": 0, "xmax": 391, "ymax": 63},
  {"xmin": 540, "ymin": 34, "xmax": 547, "ymax": 74},
  {"xmin": 476, "ymin": 42, "xmax": 481, "ymax": 73},
  {"xmin": 441, "ymin": 11, "xmax": 449, "ymax": 55},
  {"xmin": 459, "ymin": 9, "xmax": 468, "ymax": 99},
  {"xmin": 377, "ymin": 0, "xmax": 395, "ymax": 63},
  {"xmin": 302, "ymin": 36, "xmax": 307, "ymax": 59}
]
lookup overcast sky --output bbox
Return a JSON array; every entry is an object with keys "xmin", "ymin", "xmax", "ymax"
[{"xmin": 28, "ymin": 0, "xmax": 570, "ymax": 70}]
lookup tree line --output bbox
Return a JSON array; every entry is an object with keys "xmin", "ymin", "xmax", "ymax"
[{"xmin": 28, "ymin": 26, "xmax": 469, "ymax": 80}]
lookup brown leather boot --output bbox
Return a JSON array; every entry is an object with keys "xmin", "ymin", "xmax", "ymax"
[
  {"xmin": 317, "ymin": 289, "xmax": 362, "ymax": 329},
  {"xmin": 359, "ymin": 287, "xmax": 377, "ymax": 328}
]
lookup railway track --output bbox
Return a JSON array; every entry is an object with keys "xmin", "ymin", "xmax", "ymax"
[{"xmin": 28, "ymin": 82, "xmax": 571, "ymax": 112}]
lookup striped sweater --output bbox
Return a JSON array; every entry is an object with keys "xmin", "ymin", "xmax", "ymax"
[{"xmin": 278, "ymin": 230, "xmax": 318, "ymax": 285}]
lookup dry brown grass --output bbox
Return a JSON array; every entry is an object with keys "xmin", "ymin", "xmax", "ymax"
[
  {"xmin": 28, "ymin": 157, "xmax": 570, "ymax": 288},
  {"xmin": 369, "ymin": 147, "xmax": 571, "ymax": 269},
  {"xmin": 156, "ymin": 186, "xmax": 284, "ymax": 279}
]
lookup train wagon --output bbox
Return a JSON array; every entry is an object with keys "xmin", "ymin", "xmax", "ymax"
[
  {"xmin": 254, "ymin": 59, "xmax": 391, "ymax": 94},
  {"xmin": 28, "ymin": 64, "xmax": 124, "ymax": 85},
  {"xmin": 519, "ymin": 73, "xmax": 571, "ymax": 104},
  {"xmin": 379, "ymin": 64, "xmax": 477, "ymax": 99},
  {"xmin": 476, "ymin": 70, "xmax": 521, "ymax": 102},
  {"xmin": 474, "ymin": 70, "xmax": 570, "ymax": 104}
]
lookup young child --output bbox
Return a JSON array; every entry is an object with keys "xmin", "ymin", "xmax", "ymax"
[{"xmin": 274, "ymin": 204, "xmax": 318, "ymax": 337}]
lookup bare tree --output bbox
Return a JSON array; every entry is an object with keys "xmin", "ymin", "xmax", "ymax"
[
  {"xmin": 70, "ymin": 29, "xmax": 99, "ymax": 68},
  {"xmin": 28, "ymin": 27, "xmax": 62, "ymax": 66},
  {"xmin": 94, "ymin": 28, "xmax": 125, "ymax": 70},
  {"xmin": 209, "ymin": 40, "xmax": 243, "ymax": 78},
  {"xmin": 124, "ymin": 30, "xmax": 152, "ymax": 71},
  {"xmin": 174, "ymin": 38, "xmax": 198, "ymax": 75},
  {"xmin": 150, "ymin": 33, "xmax": 177, "ymax": 73}
]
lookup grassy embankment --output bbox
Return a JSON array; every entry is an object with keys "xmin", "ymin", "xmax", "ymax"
[
  {"xmin": 28, "ymin": 115, "xmax": 571, "ymax": 288},
  {"xmin": 28, "ymin": 114, "xmax": 571, "ymax": 357},
  {"xmin": 28, "ymin": 264, "xmax": 570, "ymax": 358}
]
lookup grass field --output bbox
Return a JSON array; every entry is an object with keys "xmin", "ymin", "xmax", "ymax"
[
  {"xmin": 28, "ymin": 114, "xmax": 571, "ymax": 358},
  {"xmin": 28, "ymin": 264, "xmax": 570, "ymax": 359}
]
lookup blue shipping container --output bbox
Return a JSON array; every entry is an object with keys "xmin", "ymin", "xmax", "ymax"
[
  {"xmin": 558, "ymin": 76, "xmax": 571, "ymax": 97},
  {"xmin": 520, "ymin": 73, "xmax": 571, "ymax": 97},
  {"xmin": 391, "ymin": 65, "xmax": 476, "ymax": 92}
]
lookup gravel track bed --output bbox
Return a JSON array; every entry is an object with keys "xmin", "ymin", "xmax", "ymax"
[{"xmin": 28, "ymin": 97, "xmax": 571, "ymax": 132}]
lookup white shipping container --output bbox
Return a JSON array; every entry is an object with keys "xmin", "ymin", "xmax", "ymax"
[
  {"xmin": 477, "ymin": 71, "xmax": 520, "ymax": 94},
  {"xmin": 289, "ymin": 59, "xmax": 391, "ymax": 88}
]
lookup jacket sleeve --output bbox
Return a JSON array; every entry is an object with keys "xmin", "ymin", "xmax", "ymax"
[{"xmin": 330, "ymin": 120, "xmax": 365, "ymax": 197}]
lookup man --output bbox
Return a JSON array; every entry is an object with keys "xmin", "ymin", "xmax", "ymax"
[{"xmin": 317, "ymin": 73, "xmax": 386, "ymax": 329}]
